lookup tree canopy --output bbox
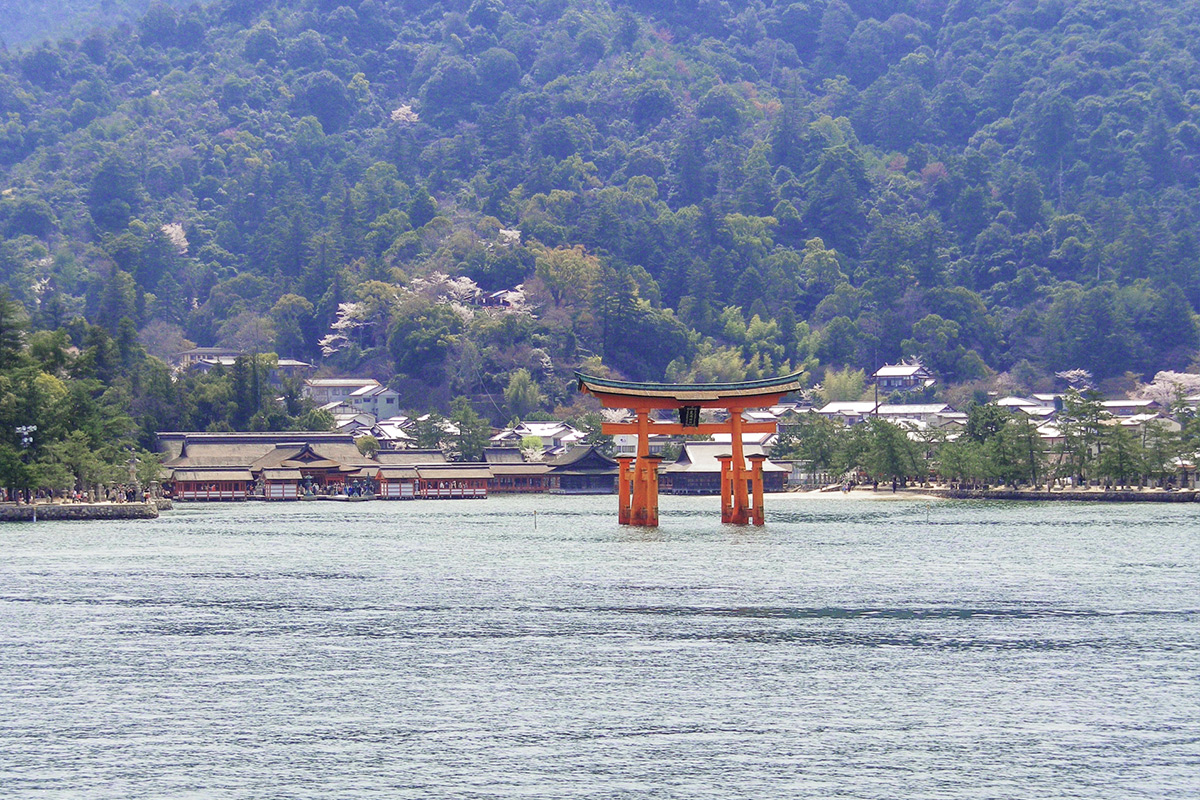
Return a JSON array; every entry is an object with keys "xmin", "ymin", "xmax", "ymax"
[{"xmin": 0, "ymin": 0, "xmax": 1198, "ymax": 444}]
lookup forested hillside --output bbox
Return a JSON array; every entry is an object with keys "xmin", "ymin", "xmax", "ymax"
[
  {"xmin": 1, "ymin": 1, "xmax": 194, "ymax": 48},
  {"xmin": 2, "ymin": 0, "xmax": 1200, "ymax": 446}
]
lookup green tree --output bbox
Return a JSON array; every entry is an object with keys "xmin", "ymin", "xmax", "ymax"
[
  {"xmin": 448, "ymin": 397, "xmax": 490, "ymax": 462},
  {"xmin": 1142, "ymin": 420, "xmax": 1184, "ymax": 486},
  {"xmin": 819, "ymin": 366, "xmax": 866, "ymax": 403},
  {"xmin": 938, "ymin": 437, "xmax": 990, "ymax": 488},
  {"xmin": 861, "ymin": 417, "xmax": 922, "ymax": 485},
  {"xmin": 413, "ymin": 413, "xmax": 447, "ymax": 450},
  {"xmin": 45, "ymin": 430, "xmax": 108, "ymax": 492},
  {"xmin": 965, "ymin": 404, "xmax": 1012, "ymax": 444},
  {"xmin": 0, "ymin": 289, "xmax": 27, "ymax": 370},
  {"xmin": 987, "ymin": 417, "xmax": 1045, "ymax": 488},
  {"xmin": 773, "ymin": 413, "xmax": 841, "ymax": 481},
  {"xmin": 504, "ymin": 368, "xmax": 545, "ymax": 419},
  {"xmin": 1053, "ymin": 389, "xmax": 1109, "ymax": 485},
  {"xmin": 535, "ymin": 245, "xmax": 600, "ymax": 306},
  {"xmin": 1096, "ymin": 423, "xmax": 1143, "ymax": 489},
  {"xmin": 356, "ymin": 434, "xmax": 380, "ymax": 458}
]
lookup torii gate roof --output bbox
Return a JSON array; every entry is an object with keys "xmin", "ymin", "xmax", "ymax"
[{"xmin": 576, "ymin": 371, "xmax": 804, "ymax": 409}]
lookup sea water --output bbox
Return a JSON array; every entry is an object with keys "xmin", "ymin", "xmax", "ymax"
[{"xmin": 1, "ymin": 494, "xmax": 1197, "ymax": 799}]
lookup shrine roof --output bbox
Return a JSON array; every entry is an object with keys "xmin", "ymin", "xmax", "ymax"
[{"xmin": 576, "ymin": 371, "xmax": 804, "ymax": 402}]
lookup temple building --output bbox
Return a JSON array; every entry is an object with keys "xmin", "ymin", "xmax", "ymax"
[
  {"xmin": 544, "ymin": 445, "xmax": 618, "ymax": 493},
  {"xmin": 161, "ymin": 431, "xmax": 382, "ymax": 500},
  {"xmin": 661, "ymin": 442, "xmax": 788, "ymax": 495}
]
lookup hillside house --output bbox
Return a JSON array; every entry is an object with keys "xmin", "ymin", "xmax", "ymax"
[
  {"xmin": 304, "ymin": 378, "xmax": 382, "ymax": 405},
  {"xmin": 491, "ymin": 420, "xmax": 586, "ymax": 455},
  {"xmin": 171, "ymin": 346, "xmax": 245, "ymax": 370},
  {"xmin": 872, "ymin": 362, "xmax": 935, "ymax": 391},
  {"xmin": 346, "ymin": 383, "xmax": 402, "ymax": 419}
]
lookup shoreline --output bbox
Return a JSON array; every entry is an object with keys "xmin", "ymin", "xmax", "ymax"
[
  {"xmin": 0, "ymin": 500, "xmax": 164, "ymax": 522},
  {"xmin": 926, "ymin": 487, "xmax": 1199, "ymax": 502},
  {"xmin": 4, "ymin": 488, "xmax": 1196, "ymax": 521},
  {"xmin": 789, "ymin": 486, "xmax": 1199, "ymax": 503}
]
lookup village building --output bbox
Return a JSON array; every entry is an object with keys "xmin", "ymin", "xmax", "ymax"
[
  {"xmin": 994, "ymin": 396, "xmax": 1040, "ymax": 409},
  {"xmin": 724, "ymin": 410, "xmax": 783, "ymax": 446},
  {"xmin": 374, "ymin": 415, "xmax": 415, "ymax": 447},
  {"xmin": 711, "ymin": 429, "xmax": 778, "ymax": 447},
  {"xmin": 481, "ymin": 287, "xmax": 523, "ymax": 308},
  {"xmin": 304, "ymin": 378, "xmax": 383, "ymax": 405},
  {"xmin": 872, "ymin": 362, "xmax": 935, "ymax": 392},
  {"xmin": 1115, "ymin": 413, "xmax": 1182, "ymax": 434},
  {"xmin": 171, "ymin": 346, "xmax": 245, "ymax": 370},
  {"xmin": 491, "ymin": 420, "xmax": 587, "ymax": 455},
  {"xmin": 1101, "ymin": 398, "xmax": 1163, "ymax": 417},
  {"xmin": 1018, "ymin": 405, "xmax": 1058, "ymax": 423},
  {"xmin": 769, "ymin": 401, "xmax": 811, "ymax": 416},
  {"xmin": 187, "ymin": 357, "xmax": 315, "ymax": 385},
  {"xmin": 875, "ymin": 403, "xmax": 959, "ymax": 427},
  {"xmin": 613, "ymin": 432, "xmax": 674, "ymax": 456},
  {"xmin": 346, "ymin": 383, "xmax": 402, "ymax": 419},
  {"xmin": 321, "ymin": 402, "xmax": 378, "ymax": 437},
  {"xmin": 815, "ymin": 401, "xmax": 879, "ymax": 425}
]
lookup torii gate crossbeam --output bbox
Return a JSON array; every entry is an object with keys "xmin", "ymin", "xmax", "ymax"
[{"xmin": 576, "ymin": 372, "xmax": 804, "ymax": 526}]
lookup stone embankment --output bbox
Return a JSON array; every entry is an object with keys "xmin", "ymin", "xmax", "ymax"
[
  {"xmin": 0, "ymin": 502, "xmax": 161, "ymax": 522},
  {"xmin": 928, "ymin": 488, "xmax": 1199, "ymax": 502}
]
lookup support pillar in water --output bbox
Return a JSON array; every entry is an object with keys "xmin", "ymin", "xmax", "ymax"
[
  {"xmin": 717, "ymin": 454, "xmax": 734, "ymax": 524},
  {"xmin": 748, "ymin": 454, "xmax": 767, "ymax": 526},
  {"xmin": 616, "ymin": 456, "xmax": 633, "ymax": 525}
]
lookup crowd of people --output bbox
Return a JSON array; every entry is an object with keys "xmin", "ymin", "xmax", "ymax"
[{"xmin": 0, "ymin": 485, "xmax": 153, "ymax": 505}]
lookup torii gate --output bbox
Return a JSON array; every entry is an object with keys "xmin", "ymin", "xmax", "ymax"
[{"xmin": 577, "ymin": 371, "xmax": 803, "ymax": 526}]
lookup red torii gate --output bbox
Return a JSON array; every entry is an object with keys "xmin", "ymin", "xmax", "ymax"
[{"xmin": 576, "ymin": 372, "xmax": 803, "ymax": 526}]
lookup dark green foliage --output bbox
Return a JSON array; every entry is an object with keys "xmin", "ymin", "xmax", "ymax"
[
  {"xmin": 88, "ymin": 155, "xmax": 141, "ymax": 231},
  {"xmin": 0, "ymin": 0, "xmax": 1197, "ymax": 448}
]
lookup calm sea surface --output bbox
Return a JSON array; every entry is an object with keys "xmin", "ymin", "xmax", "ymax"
[{"xmin": 1, "ymin": 494, "xmax": 1198, "ymax": 799}]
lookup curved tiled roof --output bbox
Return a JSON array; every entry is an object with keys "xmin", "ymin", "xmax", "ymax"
[{"xmin": 576, "ymin": 371, "xmax": 804, "ymax": 401}]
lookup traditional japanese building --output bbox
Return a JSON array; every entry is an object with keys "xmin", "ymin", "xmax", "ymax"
[
  {"xmin": 545, "ymin": 445, "xmax": 618, "ymax": 493},
  {"xmin": 871, "ymin": 362, "xmax": 935, "ymax": 391},
  {"xmin": 661, "ymin": 442, "xmax": 788, "ymax": 495},
  {"xmin": 376, "ymin": 466, "xmax": 418, "ymax": 499},
  {"xmin": 484, "ymin": 448, "xmax": 551, "ymax": 493},
  {"xmin": 162, "ymin": 431, "xmax": 377, "ymax": 500},
  {"xmin": 375, "ymin": 449, "xmax": 449, "ymax": 465},
  {"xmin": 170, "ymin": 467, "xmax": 253, "ymax": 501},
  {"xmin": 249, "ymin": 440, "xmax": 379, "ymax": 491},
  {"xmin": 416, "ymin": 465, "xmax": 491, "ymax": 498},
  {"xmin": 262, "ymin": 468, "xmax": 302, "ymax": 500}
]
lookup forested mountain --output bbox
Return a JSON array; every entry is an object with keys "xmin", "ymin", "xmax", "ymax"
[
  {"xmin": 1, "ymin": 0, "xmax": 1200, "ymax": 451},
  {"xmin": 1, "ymin": 1, "xmax": 194, "ymax": 48}
]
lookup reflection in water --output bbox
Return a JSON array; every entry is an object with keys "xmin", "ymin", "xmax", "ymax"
[{"xmin": 1, "ymin": 495, "xmax": 1198, "ymax": 799}]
